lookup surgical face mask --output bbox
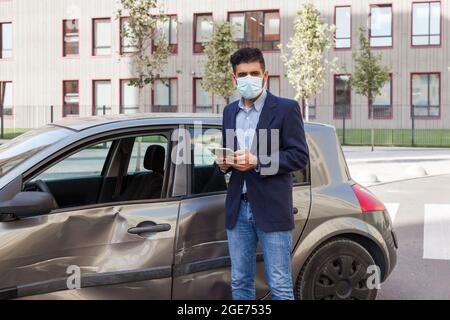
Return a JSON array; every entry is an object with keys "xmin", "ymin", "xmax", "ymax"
[{"xmin": 236, "ymin": 75, "xmax": 264, "ymax": 99}]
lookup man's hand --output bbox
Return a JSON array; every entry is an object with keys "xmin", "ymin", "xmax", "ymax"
[{"xmin": 232, "ymin": 149, "xmax": 257, "ymax": 172}]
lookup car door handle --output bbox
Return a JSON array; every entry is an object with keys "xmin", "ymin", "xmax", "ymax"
[{"xmin": 128, "ymin": 223, "xmax": 171, "ymax": 235}]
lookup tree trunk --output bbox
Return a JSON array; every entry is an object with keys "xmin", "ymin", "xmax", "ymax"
[
  {"xmin": 369, "ymin": 93, "xmax": 374, "ymax": 152},
  {"xmin": 304, "ymin": 98, "xmax": 309, "ymax": 122}
]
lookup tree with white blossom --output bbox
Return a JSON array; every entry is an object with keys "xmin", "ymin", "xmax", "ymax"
[
  {"xmin": 280, "ymin": 3, "xmax": 337, "ymax": 121},
  {"xmin": 116, "ymin": 0, "xmax": 171, "ymax": 110}
]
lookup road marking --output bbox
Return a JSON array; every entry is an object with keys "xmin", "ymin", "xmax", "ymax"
[
  {"xmin": 384, "ymin": 203, "xmax": 399, "ymax": 224},
  {"xmin": 423, "ymin": 204, "xmax": 450, "ymax": 261}
]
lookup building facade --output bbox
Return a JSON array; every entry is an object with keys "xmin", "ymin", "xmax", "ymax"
[{"xmin": 0, "ymin": 0, "xmax": 449, "ymax": 130}]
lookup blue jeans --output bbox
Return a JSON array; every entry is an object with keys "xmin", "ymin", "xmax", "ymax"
[{"xmin": 226, "ymin": 201, "xmax": 294, "ymax": 300}]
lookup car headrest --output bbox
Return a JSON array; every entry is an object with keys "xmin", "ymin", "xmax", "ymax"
[{"xmin": 143, "ymin": 145, "xmax": 165, "ymax": 174}]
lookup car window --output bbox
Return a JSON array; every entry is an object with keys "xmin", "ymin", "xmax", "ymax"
[
  {"xmin": 32, "ymin": 141, "xmax": 113, "ymax": 181},
  {"xmin": 127, "ymin": 135, "xmax": 168, "ymax": 175},
  {"xmin": 190, "ymin": 127, "xmax": 228, "ymax": 195},
  {"xmin": 25, "ymin": 131, "xmax": 171, "ymax": 210}
]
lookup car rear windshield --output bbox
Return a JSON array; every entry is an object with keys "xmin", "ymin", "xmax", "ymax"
[{"xmin": 0, "ymin": 125, "xmax": 73, "ymax": 177}]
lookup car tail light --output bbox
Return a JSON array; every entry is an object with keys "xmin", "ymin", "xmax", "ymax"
[{"xmin": 351, "ymin": 184, "xmax": 385, "ymax": 213}]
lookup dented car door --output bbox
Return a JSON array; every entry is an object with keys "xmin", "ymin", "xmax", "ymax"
[{"xmin": 0, "ymin": 130, "xmax": 179, "ymax": 300}]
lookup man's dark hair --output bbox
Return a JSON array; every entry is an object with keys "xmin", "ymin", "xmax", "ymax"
[{"xmin": 230, "ymin": 47, "xmax": 266, "ymax": 73}]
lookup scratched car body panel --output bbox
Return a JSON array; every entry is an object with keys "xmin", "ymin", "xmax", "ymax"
[{"xmin": 0, "ymin": 113, "xmax": 397, "ymax": 300}]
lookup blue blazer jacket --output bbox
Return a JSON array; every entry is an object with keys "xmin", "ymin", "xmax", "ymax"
[{"xmin": 221, "ymin": 91, "xmax": 309, "ymax": 232}]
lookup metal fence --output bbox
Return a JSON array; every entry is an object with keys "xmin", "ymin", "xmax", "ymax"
[
  {"xmin": 313, "ymin": 104, "xmax": 450, "ymax": 147},
  {"xmin": 1, "ymin": 104, "xmax": 450, "ymax": 147}
]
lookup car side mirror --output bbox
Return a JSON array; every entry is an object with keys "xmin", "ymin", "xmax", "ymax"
[{"xmin": 0, "ymin": 192, "xmax": 56, "ymax": 220}]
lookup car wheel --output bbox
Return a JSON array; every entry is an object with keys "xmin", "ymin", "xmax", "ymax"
[{"xmin": 295, "ymin": 238, "xmax": 378, "ymax": 300}]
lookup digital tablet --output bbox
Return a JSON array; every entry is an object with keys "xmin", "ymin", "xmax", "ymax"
[{"xmin": 208, "ymin": 147, "xmax": 235, "ymax": 159}]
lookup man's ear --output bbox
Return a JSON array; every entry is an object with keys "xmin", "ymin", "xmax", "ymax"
[
  {"xmin": 263, "ymin": 71, "xmax": 269, "ymax": 87},
  {"xmin": 231, "ymin": 73, "xmax": 237, "ymax": 86}
]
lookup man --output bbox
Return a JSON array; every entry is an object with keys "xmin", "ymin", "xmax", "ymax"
[{"xmin": 217, "ymin": 47, "xmax": 309, "ymax": 300}]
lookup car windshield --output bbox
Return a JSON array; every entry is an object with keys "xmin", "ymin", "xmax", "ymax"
[{"xmin": 0, "ymin": 125, "xmax": 73, "ymax": 177}]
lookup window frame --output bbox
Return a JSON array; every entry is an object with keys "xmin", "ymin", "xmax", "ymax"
[
  {"xmin": 227, "ymin": 9, "xmax": 281, "ymax": 52},
  {"xmin": 333, "ymin": 74, "xmax": 352, "ymax": 119},
  {"xmin": 0, "ymin": 21, "xmax": 13, "ymax": 60},
  {"xmin": 369, "ymin": 3, "xmax": 393, "ymax": 49},
  {"xmin": 92, "ymin": 79, "xmax": 112, "ymax": 116},
  {"xmin": 334, "ymin": 5, "xmax": 352, "ymax": 50},
  {"xmin": 0, "ymin": 80, "xmax": 13, "ymax": 116},
  {"xmin": 22, "ymin": 126, "xmax": 180, "ymax": 214},
  {"xmin": 193, "ymin": 77, "xmax": 214, "ymax": 113},
  {"xmin": 119, "ymin": 78, "xmax": 139, "ymax": 114},
  {"xmin": 193, "ymin": 12, "xmax": 213, "ymax": 54},
  {"xmin": 152, "ymin": 77, "xmax": 178, "ymax": 112},
  {"xmin": 119, "ymin": 16, "xmax": 139, "ymax": 55},
  {"xmin": 92, "ymin": 17, "xmax": 112, "ymax": 57},
  {"xmin": 368, "ymin": 73, "xmax": 393, "ymax": 120},
  {"xmin": 411, "ymin": 1, "xmax": 442, "ymax": 48},
  {"xmin": 62, "ymin": 80, "xmax": 80, "ymax": 117},
  {"xmin": 410, "ymin": 72, "xmax": 441, "ymax": 119},
  {"xmin": 62, "ymin": 19, "xmax": 80, "ymax": 57},
  {"xmin": 151, "ymin": 14, "xmax": 178, "ymax": 55}
]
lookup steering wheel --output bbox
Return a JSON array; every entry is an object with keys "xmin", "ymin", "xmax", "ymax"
[{"xmin": 35, "ymin": 179, "xmax": 59, "ymax": 209}]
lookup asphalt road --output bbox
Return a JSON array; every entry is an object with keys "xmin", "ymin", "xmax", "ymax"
[{"xmin": 369, "ymin": 174, "xmax": 450, "ymax": 299}]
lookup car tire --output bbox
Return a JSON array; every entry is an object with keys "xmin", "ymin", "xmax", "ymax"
[{"xmin": 295, "ymin": 238, "xmax": 378, "ymax": 300}]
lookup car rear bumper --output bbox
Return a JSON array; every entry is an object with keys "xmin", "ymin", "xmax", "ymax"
[
  {"xmin": 383, "ymin": 228, "xmax": 398, "ymax": 280},
  {"xmin": 364, "ymin": 210, "xmax": 398, "ymax": 282}
]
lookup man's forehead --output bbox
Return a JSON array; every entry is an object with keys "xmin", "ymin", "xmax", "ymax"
[{"xmin": 235, "ymin": 62, "xmax": 263, "ymax": 73}]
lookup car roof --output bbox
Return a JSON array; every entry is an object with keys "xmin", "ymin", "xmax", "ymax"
[
  {"xmin": 51, "ymin": 113, "xmax": 223, "ymax": 131},
  {"xmin": 51, "ymin": 112, "xmax": 334, "ymax": 132}
]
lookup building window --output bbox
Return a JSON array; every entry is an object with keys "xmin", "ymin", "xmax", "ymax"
[
  {"xmin": 334, "ymin": 75, "xmax": 351, "ymax": 118},
  {"xmin": 0, "ymin": 22, "xmax": 12, "ymax": 59},
  {"xmin": 120, "ymin": 79, "xmax": 139, "ymax": 114},
  {"xmin": 411, "ymin": 73, "xmax": 440, "ymax": 117},
  {"xmin": 369, "ymin": 4, "xmax": 392, "ymax": 47},
  {"xmin": 93, "ymin": 80, "xmax": 111, "ymax": 115},
  {"xmin": 194, "ymin": 78, "xmax": 213, "ymax": 113},
  {"xmin": 194, "ymin": 13, "xmax": 213, "ymax": 53},
  {"xmin": 63, "ymin": 80, "xmax": 79, "ymax": 117},
  {"xmin": 93, "ymin": 18, "xmax": 111, "ymax": 56},
  {"xmin": 335, "ymin": 6, "xmax": 351, "ymax": 49},
  {"xmin": 63, "ymin": 19, "xmax": 79, "ymax": 56},
  {"xmin": 370, "ymin": 75, "xmax": 392, "ymax": 119},
  {"xmin": 0, "ymin": 81, "xmax": 13, "ymax": 115},
  {"xmin": 302, "ymin": 98, "xmax": 316, "ymax": 119},
  {"xmin": 267, "ymin": 76, "xmax": 280, "ymax": 96},
  {"xmin": 120, "ymin": 17, "xmax": 138, "ymax": 54},
  {"xmin": 153, "ymin": 15, "xmax": 178, "ymax": 54},
  {"xmin": 153, "ymin": 78, "xmax": 177, "ymax": 112},
  {"xmin": 412, "ymin": 2, "xmax": 441, "ymax": 46},
  {"xmin": 228, "ymin": 10, "xmax": 280, "ymax": 51}
]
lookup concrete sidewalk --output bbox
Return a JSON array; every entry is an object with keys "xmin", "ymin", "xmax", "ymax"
[
  {"xmin": 343, "ymin": 146, "xmax": 450, "ymax": 162},
  {"xmin": 343, "ymin": 146, "xmax": 450, "ymax": 186}
]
